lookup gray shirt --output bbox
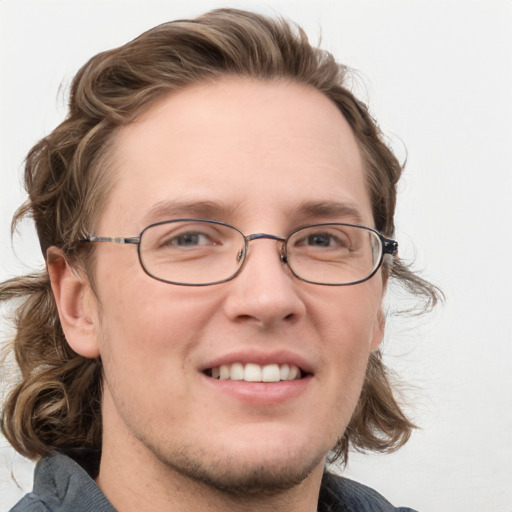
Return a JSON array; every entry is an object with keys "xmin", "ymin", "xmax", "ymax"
[{"xmin": 9, "ymin": 452, "xmax": 418, "ymax": 512}]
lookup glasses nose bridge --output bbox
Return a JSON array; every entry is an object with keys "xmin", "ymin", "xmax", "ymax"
[
  {"xmin": 245, "ymin": 233, "xmax": 286, "ymax": 243},
  {"xmin": 243, "ymin": 233, "xmax": 288, "ymax": 263}
]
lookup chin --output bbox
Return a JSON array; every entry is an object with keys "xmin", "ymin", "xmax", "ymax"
[
  {"xmin": 167, "ymin": 451, "xmax": 324, "ymax": 496},
  {"xmin": 145, "ymin": 433, "xmax": 328, "ymax": 496}
]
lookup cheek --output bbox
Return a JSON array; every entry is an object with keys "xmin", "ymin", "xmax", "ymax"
[
  {"xmin": 94, "ymin": 267, "xmax": 227, "ymax": 383},
  {"xmin": 95, "ymin": 291, "xmax": 201, "ymax": 430},
  {"xmin": 315, "ymin": 283, "xmax": 383, "ymax": 389},
  {"xmin": 96, "ymin": 249, "xmax": 209, "ymax": 344},
  {"xmin": 315, "ymin": 279, "xmax": 383, "ymax": 346}
]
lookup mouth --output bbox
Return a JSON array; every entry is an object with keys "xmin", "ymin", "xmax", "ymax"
[{"xmin": 204, "ymin": 362, "xmax": 305, "ymax": 383}]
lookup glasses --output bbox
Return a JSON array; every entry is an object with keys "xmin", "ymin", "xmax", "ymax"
[{"xmin": 80, "ymin": 219, "xmax": 398, "ymax": 286}]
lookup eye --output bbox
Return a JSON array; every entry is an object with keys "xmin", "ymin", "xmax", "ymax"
[
  {"xmin": 296, "ymin": 230, "xmax": 350, "ymax": 249},
  {"xmin": 303, "ymin": 233, "xmax": 342, "ymax": 247},
  {"xmin": 170, "ymin": 232, "xmax": 213, "ymax": 247},
  {"xmin": 152, "ymin": 223, "xmax": 223, "ymax": 250}
]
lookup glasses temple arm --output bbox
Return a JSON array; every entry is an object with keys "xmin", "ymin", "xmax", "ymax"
[{"xmin": 80, "ymin": 236, "xmax": 140, "ymax": 245}]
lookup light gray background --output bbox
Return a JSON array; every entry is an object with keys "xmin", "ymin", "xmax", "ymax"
[{"xmin": 1, "ymin": 1, "xmax": 511, "ymax": 510}]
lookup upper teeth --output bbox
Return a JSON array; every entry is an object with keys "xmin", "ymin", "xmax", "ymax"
[{"xmin": 210, "ymin": 363, "xmax": 301, "ymax": 382}]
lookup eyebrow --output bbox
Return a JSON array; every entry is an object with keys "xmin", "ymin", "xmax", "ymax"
[
  {"xmin": 290, "ymin": 200, "xmax": 366, "ymax": 225},
  {"xmin": 141, "ymin": 199, "xmax": 240, "ymax": 226},
  {"xmin": 140, "ymin": 199, "xmax": 366, "ymax": 229}
]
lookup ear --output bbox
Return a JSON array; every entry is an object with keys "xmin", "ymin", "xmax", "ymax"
[
  {"xmin": 47, "ymin": 247, "xmax": 100, "ymax": 358},
  {"xmin": 370, "ymin": 308, "xmax": 386, "ymax": 352}
]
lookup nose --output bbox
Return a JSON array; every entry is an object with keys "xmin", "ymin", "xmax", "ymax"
[{"xmin": 222, "ymin": 238, "xmax": 306, "ymax": 328}]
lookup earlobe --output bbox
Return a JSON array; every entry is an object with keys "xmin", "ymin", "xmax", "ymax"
[{"xmin": 47, "ymin": 247, "xmax": 100, "ymax": 358}]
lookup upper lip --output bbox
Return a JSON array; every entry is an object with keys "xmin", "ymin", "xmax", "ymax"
[{"xmin": 200, "ymin": 349, "xmax": 315, "ymax": 375}]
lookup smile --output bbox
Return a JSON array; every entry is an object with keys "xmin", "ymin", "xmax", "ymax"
[{"xmin": 205, "ymin": 363, "xmax": 303, "ymax": 382}]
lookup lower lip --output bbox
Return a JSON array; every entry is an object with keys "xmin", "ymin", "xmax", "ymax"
[{"xmin": 201, "ymin": 373, "xmax": 312, "ymax": 405}]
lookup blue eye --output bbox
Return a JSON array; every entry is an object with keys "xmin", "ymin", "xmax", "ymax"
[
  {"xmin": 172, "ymin": 232, "xmax": 211, "ymax": 247},
  {"xmin": 305, "ymin": 233, "xmax": 335, "ymax": 247},
  {"xmin": 299, "ymin": 231, "xmax": 350, "ymax": 249}
]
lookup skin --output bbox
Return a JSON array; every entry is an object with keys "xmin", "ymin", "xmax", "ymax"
[{"xmin": 49, "ymin": 78, "xmax": 385, "ymax": 512}]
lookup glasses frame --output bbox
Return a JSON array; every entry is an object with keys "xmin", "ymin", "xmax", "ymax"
[{"xmin": 80, "ymin": 218, "xmax": 398, "ymax": 286}]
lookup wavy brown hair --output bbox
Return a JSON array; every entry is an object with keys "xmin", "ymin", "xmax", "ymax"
[{"xmin": 1, "ymin": 8, "xmax": 440, "ymax": 464}]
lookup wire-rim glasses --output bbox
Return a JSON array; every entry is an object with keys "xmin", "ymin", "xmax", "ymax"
[{"xmin": 80, "ymin": 219, "xmax": 398, "ymax": 286}]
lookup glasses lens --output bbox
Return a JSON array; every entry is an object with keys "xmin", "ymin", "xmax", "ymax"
[
  {"xmin": 139, "ymin": 220, "xmax": 245, "ymax": 285},
  {"xmin": 286, "ymin": 224, "xmax": 382, "ymax": 285}
]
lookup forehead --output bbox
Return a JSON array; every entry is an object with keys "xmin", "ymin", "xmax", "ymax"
[{"xmin": 101, "ymin": 78, "xmax": 371, "ymax": 232}]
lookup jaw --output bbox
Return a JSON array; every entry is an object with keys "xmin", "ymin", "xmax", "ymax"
[{"xmin": 101, "ymin": 378, "xmax": 329, "ymax": 505}]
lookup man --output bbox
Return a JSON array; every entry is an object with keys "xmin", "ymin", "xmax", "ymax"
[{"xmin": 1, "ymin": 8, "xmax": 439, "ymax": 512}]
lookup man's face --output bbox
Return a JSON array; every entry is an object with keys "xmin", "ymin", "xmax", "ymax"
[{"xmin": 87, "ymin": 78, "xmax": 385, "ymax": 492}]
